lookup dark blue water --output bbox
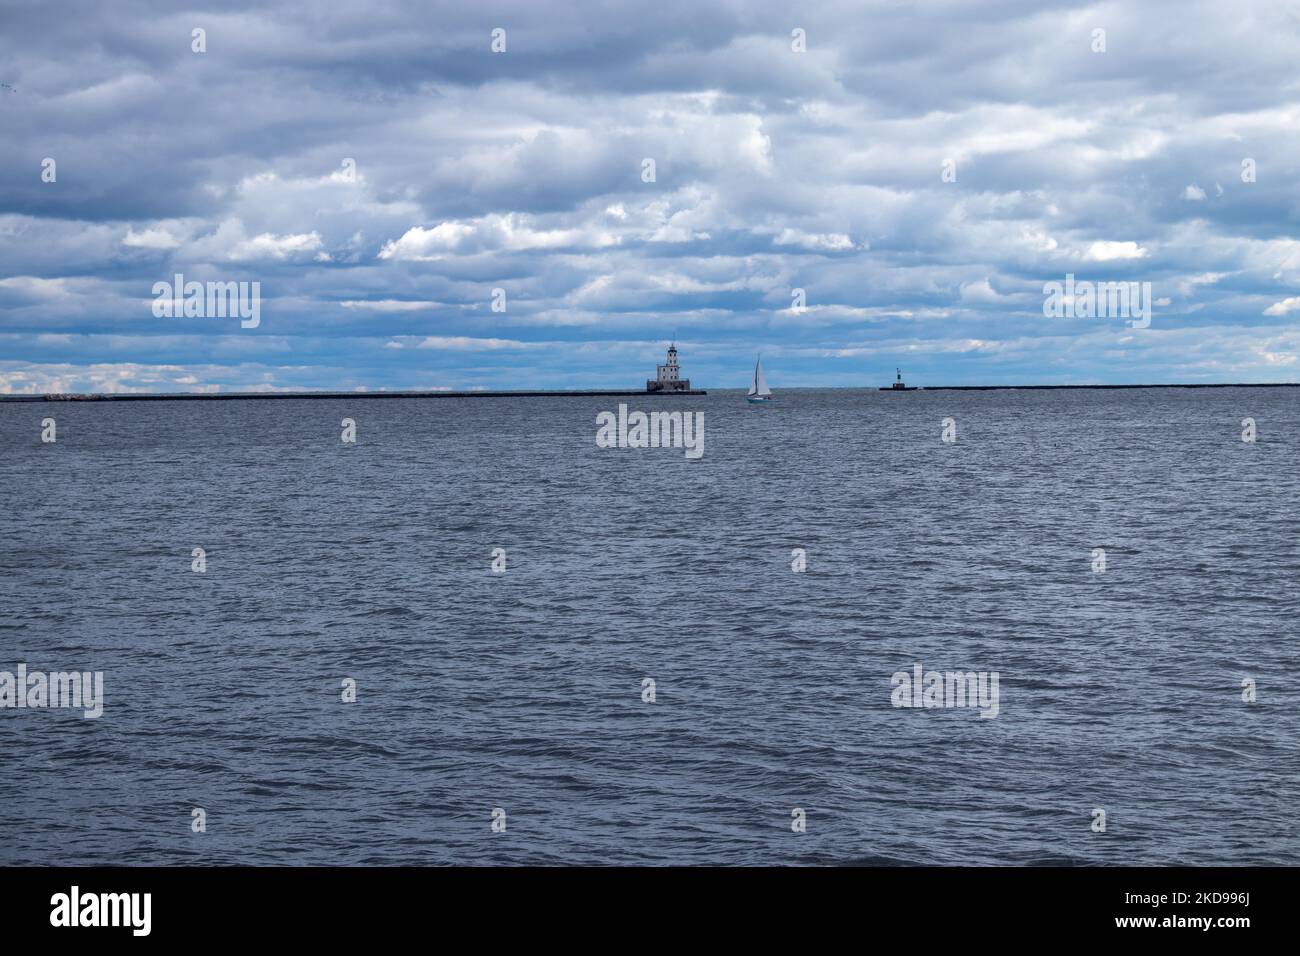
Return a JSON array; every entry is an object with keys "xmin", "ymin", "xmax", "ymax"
[{"xmin": 1, "ymin": 388, "xmax": 1297, "ymax": 865}]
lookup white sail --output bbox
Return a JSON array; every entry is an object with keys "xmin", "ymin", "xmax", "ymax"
[{"xmin": 749, "ymin": 357, "xmax": 771, "ymax": 396}]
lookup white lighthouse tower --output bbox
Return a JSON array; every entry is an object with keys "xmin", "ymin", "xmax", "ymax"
[{"xmin": 647, "ymin": 342, "xmax": 691, "ymax": 392}]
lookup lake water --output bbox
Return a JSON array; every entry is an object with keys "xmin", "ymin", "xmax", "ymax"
[{"xmin": 1, "ymin": 387, "xmax": 1297, "ymax": 865}]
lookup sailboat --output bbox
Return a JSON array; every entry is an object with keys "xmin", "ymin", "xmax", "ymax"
[{"xmin": 747, "ymin": 356, "xmax": 773, "ymax": 403}]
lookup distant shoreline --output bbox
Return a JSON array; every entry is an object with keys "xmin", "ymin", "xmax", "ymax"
[
  {"xmin": 0, "ymin": 389, "xmax": 710, "ymax": 403},
  {"xmin": 0, "ymin": 383, "xmax": 1297, "ymax": 402},
  {"xmin": 906, "ymin": 383, "xmax": 1300, "ymax": 391}
]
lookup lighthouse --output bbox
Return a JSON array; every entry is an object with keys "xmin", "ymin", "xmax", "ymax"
[{"xmin": 647, "ymin": 342, "xmax": 692, "ymax": 393}]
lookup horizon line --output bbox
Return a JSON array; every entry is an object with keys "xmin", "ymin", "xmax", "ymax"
[{"xmin": 4, "ymin": 382, "xmax": 1300, "ymax": 402}]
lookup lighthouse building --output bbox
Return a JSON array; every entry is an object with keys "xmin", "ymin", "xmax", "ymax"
[{"xmin": 646, "ymin": 343, "xmax": 691, "ymax": 392}]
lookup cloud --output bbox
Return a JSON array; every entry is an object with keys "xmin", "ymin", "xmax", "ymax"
[
  {"xmin": 1263, "ymin": 296, "xmax": 1300, "ymax": 316},
  {"xmin": 772, "ymin": 228, "xmax": 858, "ymax": 252},
  {"xmin": 230, "ymin": 230, "xmax": 325, "ymax": 261},
  {"xmin": 123, "ymin": 226, "xmax": 183, "ymax": 249},
  {"xmin": 959, "ymin": 278, "xmax": 1003, "ymax": 303},
  {"xmin": 1084, "ymin": 241, "xmax": 1150, "ymax": 262},
  {"xmin": 340, "ymin": 299, "xmax": 440, "ymax": 312},
  {"xmin": 378, "ymin": 214, "xmax": 620, "ymax": 259},
  {"xmin": 0, "ymin": 276, "xmax": 74, "ymax": 301},
  {"xmin": 182, "ymin": 219, "xmax": 326, "ymax": 262},
  {"xmin": 1182, "ymin": 184, "xmax": 1206, "ymax": 200},
  {"xmin": 412, "ymin": 336, "xmax": 539, "ymax": 350}
]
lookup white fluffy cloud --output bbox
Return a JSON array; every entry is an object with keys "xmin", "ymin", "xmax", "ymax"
[
  {"xmin": 1085, "ymin": 241, "xmax": 1149, "ymax": 262},
  {"xmin": 378, "ymin": 214, "xmax": 620, "ymax": 259},
  {"xmin": 1263, "ymin": 297, "xmax": 1300, "ymax": 316}
]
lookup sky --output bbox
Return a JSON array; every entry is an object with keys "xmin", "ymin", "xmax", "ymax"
[{"xmin": 2, "ymin": 0, "xmax": 1300, "ymax": 392}]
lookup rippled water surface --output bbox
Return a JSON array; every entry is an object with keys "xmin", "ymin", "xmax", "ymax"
[{"xmin": 1, "ymin": 388, "xmax": 1298, "ymax": 865}]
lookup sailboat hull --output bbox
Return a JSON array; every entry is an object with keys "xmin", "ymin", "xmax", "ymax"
[{"xmin": 746, "ymin": 395, "xmax": 773, "ymax": 403}]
